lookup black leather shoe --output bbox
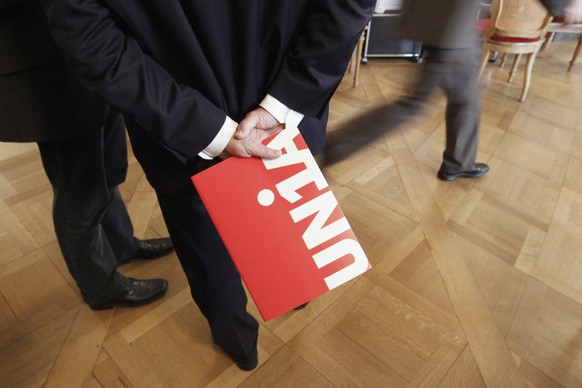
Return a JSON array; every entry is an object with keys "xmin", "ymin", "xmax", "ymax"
[
  {"xmin": 119, "ymin": 237, "xmax": 174, "ymax": 265},
  {"xmin": 234, "ymin": 352, "xmax": 259, "ymax": 371},
  {"xmin": 437, "ymin": 163, "xmax": 490, "ymax": 181},
  {"xmin": 89, "ymin": 278, "xmax": 168, "ymax": 310}
]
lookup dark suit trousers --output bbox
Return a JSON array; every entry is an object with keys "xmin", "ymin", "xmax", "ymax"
[
  {"xmin": 403, "ymin": 45, "xmax": 482, "ymax": 172},
  {"xmin": 126, "ymin": 123, "xmax": 259, "ymax": 364},
  {"xmin": 37, "ymin": 110, "xmax": 137, "ymax": 305}
]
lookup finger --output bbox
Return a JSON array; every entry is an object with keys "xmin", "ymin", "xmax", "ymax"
[
  {"xmin": 564, "ymin": 13, "xmax": 580, "ymax": 24},
  {"xmin": 255, "ymin": 124, "xmax": 285, "ymax": 142},
  {"xmin": 246, "ymin": 142, "xmax": 282, "ymax": 159},
  {"xmin": 269, "ymin": 124, "xmax": 285, "ymax": 135},
  {"xmin": 234, "ymin": 125, "xmax": 251, "ymax": 140},
  {"xmin": 564, "ymin": 2, "xmax": 582, "ymax": 24},
  {"xmin": 563, "ymin": 12, "xmax": 572, "ymax": 24},
  {"xmin": 235, "ymin": 113, "xmax": 258, "ymax": 139},
  {"xmin": 224, "ymin": 137, "xmax": 258, "ymax": 158},
  {"xmin": 255, "ymin": 108, "xmax": 281, "ymax": 129}
]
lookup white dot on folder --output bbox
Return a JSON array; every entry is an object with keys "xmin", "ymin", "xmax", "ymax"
[{"xmin": 257, "ymin": 189, "xmax": 275, "ymax": 206}]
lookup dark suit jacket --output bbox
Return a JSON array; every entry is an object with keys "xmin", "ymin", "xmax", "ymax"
[
  {"xmin": 42, "ymin": 0, "xmax": 375, "ymax": 159},
  {"xmin": 0, "ymin": 0, "xmax": 106, "ymax": 142},
  {"xmin": 399, "ymin": 0, "xmax": 573, "ymax": 49}
]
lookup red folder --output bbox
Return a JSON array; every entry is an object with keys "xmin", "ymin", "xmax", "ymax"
[{"xmin": 191, "ymin": 127, "xmax": 370, "ymax": 321}]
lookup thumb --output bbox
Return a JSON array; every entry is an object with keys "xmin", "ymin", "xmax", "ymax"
[{"xmin": 235, "ymin": 112, "xmax": 258, "ymax": 140}]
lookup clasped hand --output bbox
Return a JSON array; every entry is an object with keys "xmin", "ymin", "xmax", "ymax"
[
  {"xmin": 220, "ymin": 107, "xmax": 283, "ymax": 159},
  {"xmin": 563, "ymin": 0, "xmax": 582, "ymax": 24}
]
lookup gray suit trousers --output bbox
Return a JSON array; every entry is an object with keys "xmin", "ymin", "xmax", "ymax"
[{"xmin": 409, "ymin": 45, "xmax": 482, "ymax": 172}]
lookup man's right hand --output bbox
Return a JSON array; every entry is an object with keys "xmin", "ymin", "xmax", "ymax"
[
  {"xmin": 563, "ymin": 0, "xmax": 582, "ymax": 24},
  {"xmin": 221, "ymin": 108, "xmax": 283, "ymax": 159}
]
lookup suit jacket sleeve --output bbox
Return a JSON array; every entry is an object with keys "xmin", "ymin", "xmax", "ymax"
[
  {"xmin": 269, "ymin": 1, "xmax": 375, "ymax": 118},
  {"xmin": 41, "ymin": 0, "xmax": 226, "ymax": 160},
  {"xmin": 42, "ymin": 0, "xmax": 374, "ymax": 160}
]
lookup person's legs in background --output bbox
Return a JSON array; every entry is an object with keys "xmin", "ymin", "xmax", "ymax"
[
  {"xmin": 321, "ymin": 47, "xmax": 446, "ymax": 166},
  {"xmin": 97, "ymin": 108, "xmax": 136, "ymax": 261},
  {"xmin": 98, "ymin": 109, "xmax": 174, "ymax": 265},
  {"xmin": 431, "ymin": 46, "xmax": 489, "ymax": 180},
  {"xmin": 438, "ymin": 47, "xmax": 480, "ymax": 172},
  {"xmin": 38, "ymin": 130, "xmax": 131, "ymax": 305},
  {"xmin": 37, "ymin": 111, "xmax": 169, "ymax": 308}
]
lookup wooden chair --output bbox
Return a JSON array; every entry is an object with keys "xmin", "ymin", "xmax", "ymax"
[
  {"xmin": 348, "ymin": 26, "xmax": 367, "ymax": 87},
  {"xmin": 479, "ymin": 0, "xmax": 553, "ymax": 102},
  {"xmin": 570, "ymin": 34, "xmax": 582, "ymax": 71},
  {"xmin": 543, "ymin": 18, "xmax": 582, "ymax": 71}
]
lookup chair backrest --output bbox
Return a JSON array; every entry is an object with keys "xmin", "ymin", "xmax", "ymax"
[{"xmin": 487, "ymin": 0, "xmax": 552, "ymax": 39}]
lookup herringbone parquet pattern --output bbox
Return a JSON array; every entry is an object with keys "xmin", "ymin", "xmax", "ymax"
[{"xmin": 1, "ymin": 40, "xmax": 581, "ymax": 387}]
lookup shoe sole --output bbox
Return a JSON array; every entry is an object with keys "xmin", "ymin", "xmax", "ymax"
[
  {"xmin": 235, "ymin": 353, "xmax": 259, "ymax": 371},
  {"xmin": 117, "ymin": 248, "xmax": 175, "ymax": 266},
  {"xmin": 89, "ymin": 288, "xmax": 168, "ymax": 310},
  {"xmin": 437, "ymin": 171, "xmax": 488, "ymax": 181}
]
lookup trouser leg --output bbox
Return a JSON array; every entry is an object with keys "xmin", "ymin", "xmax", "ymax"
[
  {"xmin": 102, "ymin": 187, "xmax": 138, "ymax": 263},
  {"xmin": 381, "ymin": 47, "xmax": 449, "ymax": 145},
  {"xmin": 156, "ymin": 181, "xmax": 259, "ymax": 363},
  {"xmin": 323, "ymin": 47, "xmax": 449, "ymax": 167},
  {"xmin": 405, "ymin": 48, "xmax": 448, "ymax": 108},
  {"xmin": 38, "ymin": 129, "xmax": 129, "ymax": 305},
  {"xmin": 439, "ymin": 46, "xmax": 481, "ymax": 172},
  {"xmin": 99, "ymin": 108, "xmax": 139, "ymax": 262},
  {"xmin": 126, "ymin": 124, "xmax": 259, "ymax": 364}
]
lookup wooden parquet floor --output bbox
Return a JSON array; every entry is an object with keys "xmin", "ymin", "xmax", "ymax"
[{"xmin": 1, "ymin": 41, "xmax": 582, "ymax": 387}]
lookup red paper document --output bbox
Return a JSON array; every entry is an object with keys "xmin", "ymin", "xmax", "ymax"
[{"xmin": 191, "ymin": 126, "xmax": 370, "ymax": 321}]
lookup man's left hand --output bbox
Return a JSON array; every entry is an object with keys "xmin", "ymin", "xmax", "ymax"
[
  {"xmin": 220, "ymin": 107, "xmax": 283, "ymax": 159},
  {"xmin": 563, "ymin": 0, "xmax": 582, "ymax": 24}
]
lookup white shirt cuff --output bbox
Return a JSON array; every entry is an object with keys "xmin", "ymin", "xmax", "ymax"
[
  {"xmin": 260, "ymin": 94, "xmax": 304, "ymax": 128},
  {"xmin": 198, "ymin": 116, "xmax": 237, "ymax": 160}
]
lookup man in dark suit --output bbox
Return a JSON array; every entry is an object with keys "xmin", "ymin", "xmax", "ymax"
[
  {"xmin": 0, "ymin": 0, "xmax": 174, "ymax": 310},
  {"xmin": 41, "ymin": 0, "xmax": 375, "ymax": 370}
]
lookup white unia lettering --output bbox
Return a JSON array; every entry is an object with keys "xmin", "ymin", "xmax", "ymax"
[
  {"xmin": 263, "ymin": 126, "xmax": 327, "ymax": 203},
  {"xmin": 260, "ymin": 128, "xmax": 368, "ymax": 291},
  {"xmin": 312, "ymin": 239, "xmax": 369, "ymax": 290},
  {"xmin": 289, "ymin": 190, "xmax": 350, "ymax": 250}
]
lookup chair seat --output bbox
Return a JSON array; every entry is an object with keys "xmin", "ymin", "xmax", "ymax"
[
  {"xmin": 490, "ymin": 34, "xmax": 541, "ymax": 43},
  {"xmin": 479, "ymin": 0, "xmax": 553, "ymax": 102}
]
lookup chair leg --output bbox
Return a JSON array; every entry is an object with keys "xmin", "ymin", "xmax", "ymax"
[
  {"xmin": 520, "ymin": 52, "xmax": 537, "ymax": 102},
  {"xmin": 353, "ymin": 29, "xmax": 366, "ymax": 87},
  {"xmin": 568, "ymin": 35, "xmax": 582, "ymax": 72},
  {"xmin": 500, "ymin": 53, "xmax": 508, "ymax": 67},
  {"xmin": 541, "ymin": 31, "xmax": 555, "ymax": 51},
  {"xmin": 508, "ymin": 54, "xmax": 521, "ymax": 83},
  {"xmin": 479, "ymin": 45, "xmax": 491, "ymax": 78}
]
